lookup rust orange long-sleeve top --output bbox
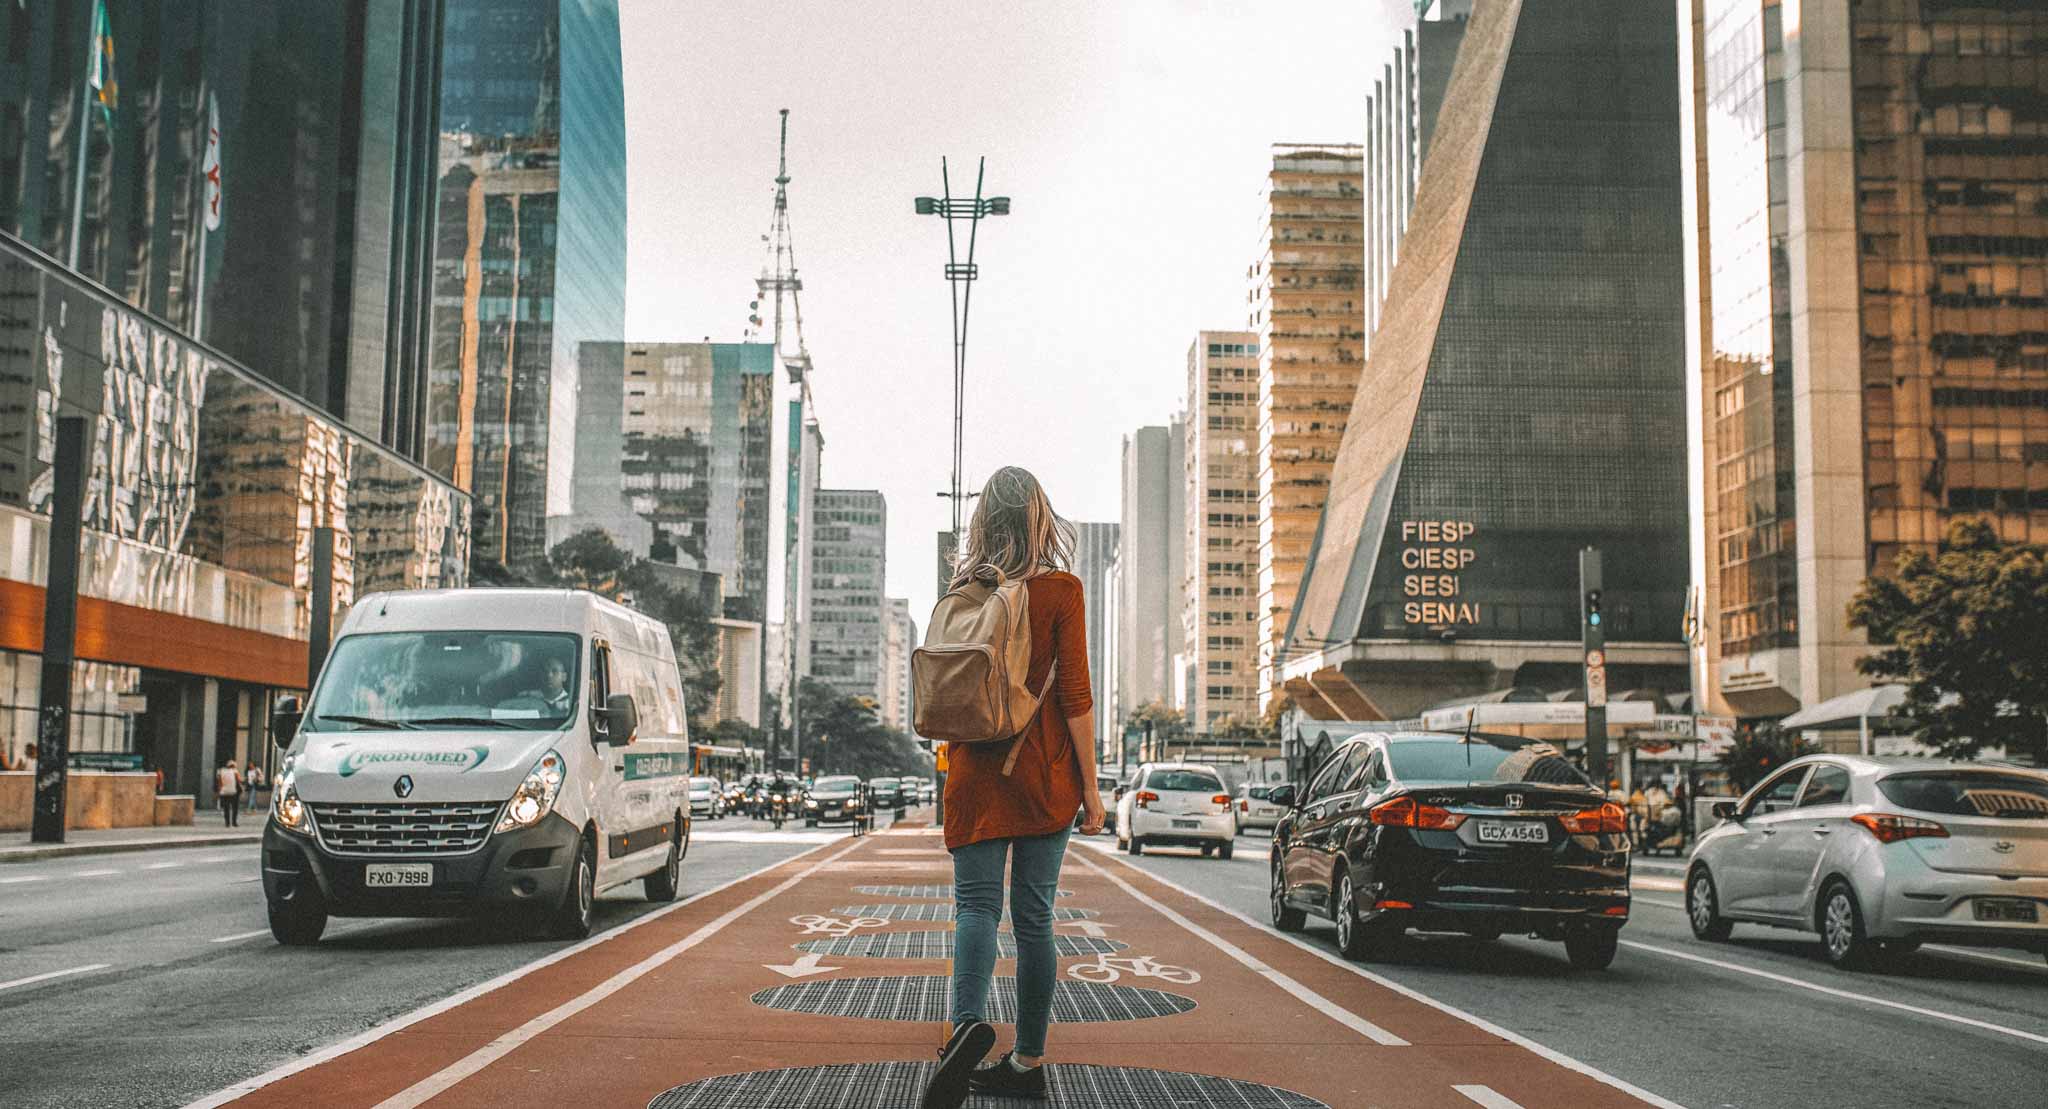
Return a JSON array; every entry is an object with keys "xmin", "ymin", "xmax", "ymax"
[{"xmin": 941, "ymin": 571, "xmax": 1095, "ymax": 850}]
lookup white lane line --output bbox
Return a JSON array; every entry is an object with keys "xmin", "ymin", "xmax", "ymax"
[
  {"xmin": 1072, "ymin": 852, "xmax": 1408, "ymax": 1046},
  {"xmin": 1620, "ymin": 939, "xmax": 2048, "ymax": 1046},
  {"xmin": 1454, "ymin": 1086, "xmax": 1527, "ymax": 1109},
  {"xmin": 1087, "ymin": 847, "xmax": 1686, "ymax": 1109},
  {"xmin": 0, "ymin": 964, "xmax": 111, "ymax": 992},
  {"xmin": 371, "ymin": 839, "xmax": 868, "ymax": 1109},
  {"xmin": 145, "ymin": 861, "xmax": 186, "ymax": 870},
  {"xmin": 72, "ymin": 868, "xmax": 120, "ymax": 878},
  {"xmin": 210, "ymin": 928, "xmax": 273, "ymax": 944},
  {"xmin": 179, "ymin": 834, "xmax": 850, "ymax": 1109},
  {"xmin": 1923, "ymin": 945, "xmax": 2048, "ymax": 974},
  {"xmin": 0, "ymin": 874, "xmax": 49, "ymax": 885}
]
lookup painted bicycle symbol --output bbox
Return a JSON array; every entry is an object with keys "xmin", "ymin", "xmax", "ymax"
[
  {"xmin": 1066, "ymin": 953, "xmax": 1200, "ymax": 986},
  {"xmin": 790, "ymin": 914, "xmax": 887, "ymax": 937}
]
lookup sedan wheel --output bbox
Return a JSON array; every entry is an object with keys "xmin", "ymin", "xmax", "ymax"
[
  {"xmin": 1686, "ymin": 868, "xmax": 1733, "ymax": 941},
  {"xmin": 1334, "ymin": 871, "xmax": 1385, "ymax": 961},
  {"xmin": 1820, "ymin": 881, "xmax": 1872, "ymax": 970},
  {"xmin": 1271, "ymin": 858, "xmax": 1306, "ymax": 933}
]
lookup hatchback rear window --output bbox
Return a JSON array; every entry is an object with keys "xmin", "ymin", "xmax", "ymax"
[
  {"xmin": 1248, "ymin": 785, "xmax": 1271, "ymax": 800},
  {"xmin": 1146, "ymin": 769, "xmax": 1223, "ymax": 793},
  {"xmin": 1387, "ymin": 736, "xmax": 1594, "ymax": 788},
  {"xmin": 1878, "ymin": 772, "xmax": 2048, "ymax": 819}
]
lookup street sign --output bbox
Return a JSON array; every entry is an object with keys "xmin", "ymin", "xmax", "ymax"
[
  {"xmin": 1586, "ymin": 664, "xmax": 1609, "ymax": 708},
  {"xmin": 1585, "ymin": 649, "xmax": 1605, "ymax": 670}
]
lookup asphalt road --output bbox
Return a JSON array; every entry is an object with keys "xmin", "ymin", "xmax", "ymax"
[
  {"xmin": 0, "ymin": 814, "xmax": 866, "ymax": 1109},
  {"xmin": 1081, "ymin": 828, "xmax": 2048, "ymax": 1109}
]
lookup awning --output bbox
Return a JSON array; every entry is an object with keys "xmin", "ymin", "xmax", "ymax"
[
  {"xmin": 1777, "ymin": 685, "xmax": 1909, "ymax": 731},
  {"xmin": 1419, "ymin": 701, "xmax": 1658, "ymax": 731}
]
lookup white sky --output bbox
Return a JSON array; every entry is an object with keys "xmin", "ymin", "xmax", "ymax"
[{"xmin": 620, "ymin": 0, "xmax": 1407, "ymax": 621}]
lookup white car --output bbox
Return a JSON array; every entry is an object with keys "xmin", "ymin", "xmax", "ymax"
[
  {"xmin": 687, "ymin": 776, "xmax": 724, "ymax": 820},
  {"xmin": 1116, "ymin": 763, "xmax": 1236, "ymax": 859},
  {"xmin": 1687, "ymin": 755, "xmax": 2048, "ymax": 968},
  {"xmin": 1234, "ymin": 781, "xmax": 1290, "ymax": 833}
]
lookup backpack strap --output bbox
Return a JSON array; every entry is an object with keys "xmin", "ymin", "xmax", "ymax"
[{"xmin": 998, "ymin": 661, "xmax": 1058, "ymax": 777}]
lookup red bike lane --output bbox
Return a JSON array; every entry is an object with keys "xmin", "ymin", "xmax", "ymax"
[{"xmin": 203, "ymin": 824, "xmax": 1670, "ymax": 1108}]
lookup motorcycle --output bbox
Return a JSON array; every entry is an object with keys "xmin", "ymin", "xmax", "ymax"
[{"xmin": 769, "ymin": 793, "xmax": 789, "ymax": 830}]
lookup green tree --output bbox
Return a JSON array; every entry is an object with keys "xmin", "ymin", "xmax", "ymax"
[
  {"xmin": 1848, "ymin": 517, "xmax": 2048, "ymax": 762},
  {"xmin": 1719, "ymin": 722, "xmax": 1818, "ymax": 794},
  {"xmin": 547, "ymin": 528, "xmax": 632, "ymax": 598},
  {"xmin": 797, "ymin": 678, "xmax": 932, "ymax": 778}
]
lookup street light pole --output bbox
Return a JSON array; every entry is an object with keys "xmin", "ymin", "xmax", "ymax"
[{"xmin": 915, "ymin": 157, "xmax": 1010, "ymax": 826}]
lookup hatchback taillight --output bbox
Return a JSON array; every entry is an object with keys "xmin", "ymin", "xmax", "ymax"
[
  {"xmin": 1558, "ymin": 803, "xmax": 1629, "ymax": 835},
  {"xmin": 1135, "ymin": 790, "xmax": 1160, "ymax": 809},
  {"xmin": 1369, "ymin": 796, "xmax": 1466, "ymax": 830},
  {"xmin": 1212, "ymin": 794, "xmax": 1231, "ymax": 807},
  {"xmin": 1852, "ymin": 813, "xmax": 1949, "ymax": 844}
]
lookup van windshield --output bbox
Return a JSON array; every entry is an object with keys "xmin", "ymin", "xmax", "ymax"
[{"xmin": 306, "ymin": 631, "xmax": 582, "ymax": 733}]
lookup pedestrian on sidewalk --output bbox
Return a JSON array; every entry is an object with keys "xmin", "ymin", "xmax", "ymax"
[
  {"xmin": 214, "ymin": 757, "xmax": 243, "ymax": 828},
  {"xmin": 245, "ymin": 760, "xmax": 267, "ymax": 816},
  {"xmin": 920, "ymin": 467, "xmax": 1106, "ymax": 1109}
]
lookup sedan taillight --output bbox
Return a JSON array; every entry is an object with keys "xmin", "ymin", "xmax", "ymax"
[
  {"xmin": 1369, "ymin": 796, "xmax": 1466, "ymax": 830},
  {"xmin": 1852, "ymin": 813, "xmax": 1949, "ymax": 844},
  {"xmin": 1558, "ymin": 803, "xmax": 1629, "ymax": 835},
  {"xmin": 1135, "ymin": 790, "xmax": 1160, "ymax": 809}
]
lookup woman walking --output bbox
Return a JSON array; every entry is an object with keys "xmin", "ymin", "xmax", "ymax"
[{"xmin": 922, "ymin": 467, "xmax": 1105, "ymax": 1109}]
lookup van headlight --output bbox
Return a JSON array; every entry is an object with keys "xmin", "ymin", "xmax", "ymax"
[
  {"xmin": 496, "ymin": 750, "xmax": 566, "ymax": 833},
  {"xmin": 272, "ymin": 768, "xmax": 310, "ymax": 835}
]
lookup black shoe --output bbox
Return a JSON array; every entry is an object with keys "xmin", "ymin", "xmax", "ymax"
[
  {"xmin": 922, "ymin": 1020, "xmax": 996, "ymax": 1109},
  {"xmin": 970, "ymin": 1052, "xmax": 1048, "ymax": 1099}
]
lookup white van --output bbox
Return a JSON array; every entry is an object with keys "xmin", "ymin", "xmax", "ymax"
[{"xmin": 260, "ymin": 589, "xmax": 693, "ymax": 945}]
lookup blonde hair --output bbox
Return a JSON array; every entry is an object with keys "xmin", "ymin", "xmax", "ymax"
[{"xmin": 950, "ymin": 466, "xmax": 1075, "ymax": 590}]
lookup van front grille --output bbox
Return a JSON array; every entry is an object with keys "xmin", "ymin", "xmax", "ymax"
[{"xmin": 308, "ymin": 801, "xmax": 501, "ymax": 857}]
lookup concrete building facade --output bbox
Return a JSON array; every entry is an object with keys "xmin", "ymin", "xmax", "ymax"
[
  {"xmin": 1365, "ymin": 3, "xmax": 1471, "ymax": 351},
  {"xmin": 1249, "ymin": 145, "xmax": 1365, "ymax": 712},
  {"xmin": 807, "ymin": 489, "xmax": 886, "ymax": 705},
  {"xmin": 1118, "ymin": 425, "xmax": 1185, "ymax": 726},
  {"xmin": 1071, "ymin": 521, "xmax": 1121, "ymax": 747},
  {"xmin": 1677, "ymin": 0, "xmax": 2048, "ymax": 720},
  {"xmin": 1183, "ymin": 333, "xmax": 1261, "ymax": 731},
  {"xmin": 880, "ymin": 597, "xmax": 917, "ymax": 733}
]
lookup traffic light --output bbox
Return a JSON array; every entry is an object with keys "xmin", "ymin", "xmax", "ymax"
[{"xmin": 1585, "ymin": 589, "xmax": 1603, "ymax": 628}]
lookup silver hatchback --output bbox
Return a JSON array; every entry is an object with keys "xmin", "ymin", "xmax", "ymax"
[{"xmin": 1687, "ymin": 755, "xmax": 2048, "ymax": 968}]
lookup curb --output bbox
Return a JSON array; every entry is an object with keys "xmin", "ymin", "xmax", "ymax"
[{"xmin": 0, "ymin": 833, "xmax": 262, "ymax": 864}]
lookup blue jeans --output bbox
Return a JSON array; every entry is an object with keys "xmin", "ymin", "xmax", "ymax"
[{"xmin": 950, "ymin": 827, "xmax": 1072, "ymax": 1057}]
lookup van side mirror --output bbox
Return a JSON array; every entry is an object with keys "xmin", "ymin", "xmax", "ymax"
[
  {"xmin": 1268, "ymin": 784, "xmax": 1298, "ymax": 809},
  {"xmin": 1712, "ymin": 800, "xmax": 1739, "ymax": 823},
  {"xmin": 271, "ymin": 695, "xmax": 304, "ymax": 742},
  {"xmin": 601, "ymin": 693, "xmax": 639, "ymax": 746}
]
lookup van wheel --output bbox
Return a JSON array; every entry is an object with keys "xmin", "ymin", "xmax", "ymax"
[
  {"xmin": 549, "ymin": 836, "xmax": 597, "ymax": 940},
  {"xmin": 644, "ymin": 818, "xmax": 682, "ymax": 903},
  {"xmin": 677, "ymin": 815, "xmax": 691, "ymax": 861},
  {"xmin": 268, "ymin": 881, "xmax": 328, "ymax": 946}
]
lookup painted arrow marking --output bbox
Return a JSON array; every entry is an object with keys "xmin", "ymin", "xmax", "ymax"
[
  {"xmin": 765, "ymin": 952, "xmax": 840, "ymax": 979},
  {"xmin": 1060, "ymin": 920, "xmax": 1116, "ymax": 938}
]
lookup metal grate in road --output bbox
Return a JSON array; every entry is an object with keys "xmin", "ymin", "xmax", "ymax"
[
  {"xmin": 749, "ymin": 976, "xmax": 1193, "ymax": 1023},
  {"xmin": 796, "ymin": 931, "xmax": 1124, "ymax": 959},
  {"xmin": 851, "ymin": 884, "xmax": 1072, "ymax": 899},
  {"xmin": 648, "ymin": 1062, "xmax": 1328, "ymax": 1109},
  {"xmin": 829, "ymin": 904, "xmax": 1098, "ymax": 922}
]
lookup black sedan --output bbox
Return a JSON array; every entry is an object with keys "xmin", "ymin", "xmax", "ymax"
[
  {"xmin": 803, "ymin": 775, "xmax": 866, "ymax": 825},
  {"xmin": 1269, "ymin": 731, "xmax": 1631, "ymax": 969}
]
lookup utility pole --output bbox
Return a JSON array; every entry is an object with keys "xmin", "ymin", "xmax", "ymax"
[
  {"xmin": 1580, "ymin": 547, "xmax": 1609, "ymax": 788},
  {"xmin": 32, "ymin": 417, "xmax": 88, "ymax": 843},
  {"xmin": 914, "ymin": 158, "xmax": 1010, "ymax": 825}
]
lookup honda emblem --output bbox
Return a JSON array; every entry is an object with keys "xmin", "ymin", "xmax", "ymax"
[
  {"xmin": 1506, "ymin": 793, "xmax": 1525, "ymax": 810},
  {"xmin": 394, "ymin": 774, "xmax": 414, "ymax": 799}
]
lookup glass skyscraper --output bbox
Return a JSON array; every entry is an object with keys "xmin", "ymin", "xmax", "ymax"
[{"xmin": 428, "ymin": 0, "xmax": 626, "ymax": 573}]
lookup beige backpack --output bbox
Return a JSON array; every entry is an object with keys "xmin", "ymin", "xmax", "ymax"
[{"xmin": 912, "ymin": 569, "xmax": 1055, "ymax": 775}]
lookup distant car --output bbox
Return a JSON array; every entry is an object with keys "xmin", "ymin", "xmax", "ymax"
[
  {"xmin": 1235, "ymin": 781, "xmax": 1289, "ymax": 833},
  {"xmin": 687, "ymin": 776, "xmax": 725, "ymax": 820},
  {"xmin": 870, "ymin": 777, "xmax": 903, "ymax": 808},
  {"xmin": 1687, "ymin": 756, "xmax": 2048, "ymax": 969},
  {"xmin": 1269, "ymin": 731, "xmax": 1630, "ymax": 970},
  {"xmin": 917, "ymin": 779, "xmax": 935, "ymax": 804},
  {"xmin": 1080, "ymin": 771, "xmax": 1120, "ymax": 833},
  {"xmin": 1116, "ymin": 763, "xmax": 1235, "ymax": 858},
  {"xmin": 803, "ymin": 775, "xmax": 865, "ymax": 826},
  {"xmin": 721, "ymin": 780, "xmax": 747, "ymax": 812}
]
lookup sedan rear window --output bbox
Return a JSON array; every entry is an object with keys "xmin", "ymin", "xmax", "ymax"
[
  {"xmin": 1146, "ymin": 769, "xmax": 1223, "ymax": 793},
  {"xmin": 1248, "ymin": 785, "xmax": 1272, "ymax": 800},
  {"xmin": 1878, "ymin": 772, "xmax": 2048, "ymax": 819},
  {"xmin": 1387, "ymin": 736, "xmax": 1594, "ymax": 788}
]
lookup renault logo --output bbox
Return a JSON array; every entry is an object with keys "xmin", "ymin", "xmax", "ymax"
[
  {"xmin": 394, "ymin": 775, "xmax": 414, "ymax": 799},
  {"xmin": 1506, "ymin": 793, "xmax": 1525, "ymax": 810}
]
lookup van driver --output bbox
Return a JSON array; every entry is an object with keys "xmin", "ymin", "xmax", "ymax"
[{"xmin": 518, "ymin": 656, "xmax": 573, "ymax": 714}]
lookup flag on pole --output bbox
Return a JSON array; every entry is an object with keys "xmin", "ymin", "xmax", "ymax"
[
  {"xmin": 87, "ymin": 0, "xmax": 117, "ymax": 127},
  {"xmin": 202, "ymin": 92, "xmax": 222, "ymax": 230}
]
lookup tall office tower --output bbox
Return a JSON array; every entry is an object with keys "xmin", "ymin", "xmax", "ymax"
[
  {"xmin": 427, "ymin": 0, "xmax": 627, "ymax": 572},
  {"xmin": 1183, "ymin": 333, "xmax": 1261, "ymax": 731},
  {"xmin": 808, "ymin": 489, "xmax": 886, "ymax": 705},
  {"xmin": 1070, "ymin": 521, "xmax": 1121, "ymax": 745},
  {"xmin": 1364, "ymin": 2, "xmax": 1470, "ymax": 351},
  {"xmin": 561, "ymin": 342, "xmax": 777, "ymax": 619},
  {"xmin": 0, "ymin": 1, "xmax": 444, "ymax": 458},
  {"xmin": 1680, "ymin": 0, "xmax": 2048, "ymax": 719},
  {"xmin": 1249, "ymin": 145, "xmax": 1364, "ymax": 712},
  {"xmin": 1117, "ymin": 422, "xmax": 1186, "ymax": 723},
  {"xmin": 879, "ymin": 597, "xmax": 918, "ymax": 732},
  {"xmin": 1284, "ymin": 0, "xmax": 1689, "ymax": 722}
]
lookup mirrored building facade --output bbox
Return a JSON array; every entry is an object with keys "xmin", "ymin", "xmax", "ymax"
[{"xmin": 427, "ymin": 0, "xmax": 627, "ymax": 573}]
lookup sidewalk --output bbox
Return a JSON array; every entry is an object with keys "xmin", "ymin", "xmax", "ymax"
[
  {"xmin": 0, "ymin": 812, "xmax": 261, "ymax": 864},
  {"xmin": 197, "ymin": 821, "xmax": 1668, "ymax": 1109}
]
